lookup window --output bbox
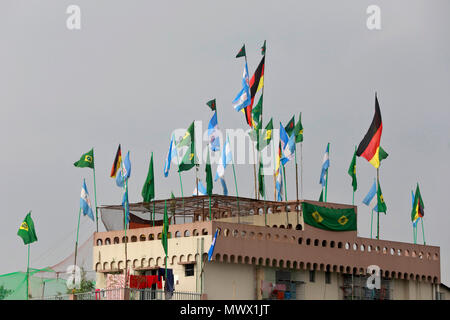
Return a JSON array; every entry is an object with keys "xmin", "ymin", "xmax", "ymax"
[
  {"xmin": 185, "ymin": 263, "xmax": 195, "ymax": 277},
  {"xmin": 325, "ymin": 271, "xmax": 331, "ymax": 284},
  {"xmin": 309, "ymin": 270, "xmax": 315, "ymax": 282}
]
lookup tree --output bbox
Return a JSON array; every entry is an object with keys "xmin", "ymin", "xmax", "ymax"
[
  {"xmin": 0, "ymin": 285, "xmax": 13, "ymax": 300},
  {"xmin": 66, "ymin": 268, "xmax": 95, "ymax": 295}
]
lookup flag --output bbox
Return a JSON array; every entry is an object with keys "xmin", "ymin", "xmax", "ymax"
[
  {"xmin": 356, "ymin": 94, "xmax": 383, "ymax": 168},
  {"xmin": 261, "ymin": 40, "xmax": 266, "ymax": 56},
  {"xmin": 17, "ymin": 212, "xmax": 37, "ymax": 245},
  {"xmin": 110, "ymin": 144, "xmax": 122, "ymax": 178},
  {"xmin": 319, "ymin": 143, "xmax": 330, "ymax": 187},
  {"xmin": 208, "ymin": 229, "xmax": 219, "ymax": 261},
  {"xmin": 232, "ymin": 62, "xmax": 251, "ymax": 112},
  {"xmin": 319, "ymin": 189, "xmax": 324, "ymax": 202},
  {"xmin": 116, "ymin": 150, "xmax": 131, "ymax": 187},
  {"xmin": 294, "ymin": 113, "xmax": 303, "ymax": 143},
  {"xmin": 376, "ymin": 179, "xmax": 387, "ymax": 213},
  {"xmin": 275, "ymin": 141, "xmax": 283, "ymax": 201},
  {"xmin": 302, "ymin": 202, "xmax": 357, "ymax": 231},
  {"xmin": 208, "ymin": 111, "xmax": 220, "ymax": 152},
  {"xmin": 74, "ymin": 148, "xmax": 94, "ymax": 169},
  {"xmin": 379, "ymin": 146, "xmax": 388, "ymax": 163},
  {"xmin": 220, "ymin": 178, "xmax": 228, "ymax": 196},
  {"xmin": 362, "ymin": 179, "xmax": 377, "ymax": 208},
  {"xmin": 164, "ymin": 135, "xmax": 177, "ymax": 177},
  {"xmin": 279, "ymin": 122, "xmax": 289, "ymax": 150},
  {"xmin": 284, "ymin": 116, "xmax": 295, "ymax": 137},
  {"xmin": 122, "ymin": 188, "xmax": 130, "ymax": 226},
  {"xmin": 251, "ymin": 94, "xmax": 263, "ymax": 131},
  {"xmin": 258, "ymin": 157, "xmax": 265, "ymax": 199},
  {"xmin": 206, "ymin": 150, "xmax": 213, "ymax": 196},
  {"xmin": 243, "ymin": 56, "xmax": 265, "ymax": 127},
  {"xmin": 348, "ymin": 149, "xmax": 357, "ymax": 192},
  {"xmin": 178, "ymin": 122, "xmax": 197, "ymax": 172},
  {"xmin": 142, "ymin": 153, "xmax": 155, "ymax": 202},
  {"xmin": 193, "ymin": 180, "xmax": 207, "ymax": 196},
  {"xmin": 206, "ymin": 99, "xmax": 216, "ymax": 111},
  {"xmin": 161, "ymin": 200, "xmax": 169, "ymax": 256},
  {"xmin": 214, "ymin": 135, "xmax": 232, "ymax": 181},
  {"xmin": 80, "ymin": 179, "xmax": 95, "ymax": 221},
  {"xmin": 281, "ymin": 128, "xmax": 296, "ymax": 166},
  {"xmin": 257, "ymin": 118, "xmax": 273, "ymax": 151},
  {"xmin": 411, "ymin": 184, "xmax": 424, "ymax": 223},
  {"xmin": 236, "ymin": 45, "xmax": 246, "ymax": 58}
]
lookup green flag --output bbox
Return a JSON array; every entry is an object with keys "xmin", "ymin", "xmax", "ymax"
[
  {"xmin": 294, "ymin": 113, "xmax": 303, "ymax": 143},
  {"xmin": 206, "ymin": 99, "xmax": 216, "ymax": 111},
  {"xmin": 261, "ymin": 40, "xmax": 266, "ymax": 56},
  {"xmin": 348, "ymin": 149, "xmax": 357, "ymax": 192},
  {"xmin": 411, "ymin": 183, "xmax": 424, "ymax": 222},
  {"xmin": 258, "ymin": 156, "xmax": 265, "ymax": 199},
  {"xmin": 379, "ymin": 146, "xmax": 388, "ymax": 163},
  {"xmin": 17, "ymin": 212, "xmax": 38, "ymax": 245},
  {"xmin": 169, "ymin": 192, "xmax": 176, "ymax": 222},
  {"xmin": 236, "ymin": 45, "xmax": 246, "ymax": 58},
  {"xmin": 377, "ymin": 179, "xmax": 387, "ymax": 214},
  {"xmin": 142, "ymin": 152, "xmax": 155, "ymax": 202},
  {"xmin": 284, "ymin": 116, "xmax": 295, "ymax": 136},
  {"xmin": 178, "ymin": 122, "xmax": 197, "ymax": 172},
  {"xmin": 73, "ymin": 148, "xmax": 94, "ymax": 169},
  {"xmin": 302, "ymin": 202, "xmax": 356, "ymax": 231},
  {"xmin": 257, "ymin": 118, "xmax": 273, "ymax": 151},
  {"xmin": 206, "ymin": 150, "xmax": 213, "ymax": 196},
  {"xmin": 318, "ymin": 189, "xmax": 324, "ymax": 202},
  {"xmin": 161, "ymin": 200, "xmax": 169, "ymax": 256},
  {"xmin": 249, "ymin": 95, "xmax": 263, "ymax": 142}
]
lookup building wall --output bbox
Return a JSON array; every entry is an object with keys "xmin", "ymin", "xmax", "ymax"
[
  {"xmin": 217, "ymin": 211, "xmax": 303, "ymax": 229},
  {"xmin": 303, "ymin": 271, "xmax": 340, "ymax": 300},
  {"xmin": 203, "ymin": 261, "xmax": 255, "ymax": 299}
]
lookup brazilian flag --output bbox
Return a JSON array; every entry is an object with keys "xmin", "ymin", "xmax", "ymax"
[
  {"xmin": 161, "ymin": 200, "xmax": 169, "ymax": 256},
  {"xmin": 17, "ymin": 212, "xmax": 38, "ymax": 245},
  {"xmin": 74, "ymin": 148, "xmax": 94, "ymax": 169},
  {"xmin": 302, "ymin": 202, "xmax": 356, "ymax": 231},
  {"xmin": 294, "ymin": 113, "xmax": 303, "ymax": 143},
  {"xmin": 257, "ymin": 118, "xmax": 273, "ymax": 151}
]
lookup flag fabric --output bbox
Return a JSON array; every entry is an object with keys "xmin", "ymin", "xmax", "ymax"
[
  {"xmin": 161, "ymin": 200, "xmax": 169, "ymax": 256},
  {"xmin": 243, "ymin": 56, "xmax": 265, "ymax": 127},
  {"xmin": 362, "ymin": 179, "xmax": 377, "ymax": 207},
  {"xmin": 214, "ymin": 136, "xmax": 232, "ymax": 181},
  {"xmin": 279, "ymin": 122, "xmax": 289, "ymax": 150},
  {"xmin": 208, "ymin": 229, "xmax": 219, "ymax": 261},
  {"xmin": 116, "ymin": 151, "xmax": 131, "ymax": 187},
  {"xmin": 74, "ymin": 148, "xmax": 94, "ymax": 169},
  {"xmin": 257, "ymin": 118, "xmax": 273, "ymax": 151},
  {"xmin": 294, "ymin": 113, "xmax": 303, "ymax": 143},
  {"xmin": 122, "ymin": 187, "xmax": 130, "ymax": 226},
  {"xmin": 319, "ymin": 143, "xmax": 330, "ymax": 187},
  {"xmin": 178, "ymin": 122, "xmax": 197, "ymax": 172},
  {"xmin": 379, "ymin": 146, "xmax": 389, "ymax": 163},
  {"xmin": 110, "ymin": 144, "xmax": 122, "ymax": 178},
  {"xmin": 208, "ymin": 111, "xmax": 220, "ymax": 152},
  {"xmin": 376, "ymin": 179, "xmax": 387, "ymax": 213},
  {"xmin": 17, "ymin": 212, "xmax": 38, "ymax": 245},
  {"xmin": 163, "ymin": 135, "xmax": 177, "ymax": 178},
  {"xmin": 258, "ymin": 157, "xmax": 265, "ymax": 199},
  {"xmin": 251, "ymin": 94, "xmax": 263, "ymax": 130},
  {"xmin": 319, "ymin": 189, "xmax": 324, "ymax": 202},
  {"xmin": 275, "ymin": 141, "xmax": 283, "ymax": 201},
  {"xmin": 206, "ymin": 150, "xmax": 213, "ymax": 196},
  {"xmin": 281, "ymin": 128, "xmax": 296, "ymax": 166},
  {"xmin": 142, "ymin": 153, "xmax": 155, "ymax": 202},
  {"xmin": 411, "ymin": 184, "xmax": 424, "ymax": 223},
  {"xmin": 206, "ymin": 99, "xmax": 216, "ymax": 111},
  {"xmin": 236, "ymin": 45, "xmax": 246, "ymax": 58},
  {"xmin": 193, "ymin": 180, "xmax": 207, "ymax": 196},
  {"xmin": 284, "ymin": 116, "xmax": 295, "ymax": 137},
  {"xmin": 261, "ymin": 40, "xmax": 266, "ymax": 56},
  {"xmin": 356, "ymin": 94, "xmax": 383, "ymax": 168},
  {"xmin": 220, "ymin": 178, "xmax": 228, "ymax": 196},
  {"xmin": 302, "ymin": 202, "xmax": 357, "ymax": 231},
  {"xmin": 348, "ymin": 149, "xmax": 357, "ymax": 192},
  {"xmin": 232, "ymin": 62, "xmax": 251, "ymax": 112},
  {"xmin": 80, "ymin": 179, "xmax": 95, "ymax": 221}
]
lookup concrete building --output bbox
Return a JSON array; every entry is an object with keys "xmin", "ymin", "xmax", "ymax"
[{"xmin": 93, "ymin": 195, "xmax": 444, "ymax": 300}]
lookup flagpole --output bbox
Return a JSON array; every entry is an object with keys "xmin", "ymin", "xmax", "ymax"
[
  {"xmin": 376, "ymin": 168, "xmax": 380, "ymax": 240},
  {"xmin": 300, "ymin": 141, "xmax": 304, "ymax": 199},
  {"xmin": 26, "ymin": 244, "xmax": 30, "ymax": 300},
  {"xmin": 93, "ymin": 161, "xmax": 99, "ymax": 233},
  {"xmin": 229, "ymin": 136, "xmax": 240, "ymax": 223},
  {"xmin": 295, "ymin": 147, "xmax": 299, "ymax": 226},
  {"xmin": 421, "ymin": 218, "xmax": 426, "ymax": 245},
  {"xmin": 282, "ymin": 164, "xmax": 288, "ymax": 201},
  {"xmin": 325, "ymin": 143, "xmax": 330, "ymax": 202},
  {"xmin": 73, "ymin": 207, "xmax": 82, "ymax": 288},
  {"xmin": 173, "ymin": 135, "xmax": 185, "ymax": 223},
  {"xmin": 370, "ymin": 209, "xmax": 373, "ymax": 239},
  {"xmin": 413, "ymin": 223, "xmax": 416, "ymax": 244},
  {"xmin": 272, "ymin": 137, "xmax": 276, "ymax": 201}
]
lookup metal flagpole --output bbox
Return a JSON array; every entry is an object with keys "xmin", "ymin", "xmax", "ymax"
[
  {"xmin": 370, "ymin": 209, "xmax": 373, "ymax": 239},
  {"xmin": 173, "ymin": 135, "xmax": 185, "ymax": 223},
  {"xmin": 295, "ymin": 147, "xmax": 299, "ymax": 226},
  {"xmin": 92, "ymin": 152, "xmax": 99, "ymax": 233},
  {"xmin": 228, "ymin": 136, "xmax": 240, "ymax": 223},
  {"xmin": 272, "ymin": 137, "xmax": 277, "ymax": 201},
  {"xmin": 26, "ymin": 244, "xmax": 30, "ymax": 300},
  {"xmin": 325, "ymin": 143, "xmax": 330, "ymax": 202},
  {"xmin": 421, "ymin": 218, "xmax": 426, "ymax": 245},
  {"xmin": 376, "ymin": 168, "xmax": 380, "ymax": 240},
  {"xmin": 282, "ymin": 164, "xmax": 288, "ymax": 201},
  {"xmin": 300, "ymin": 142, "xmax": 304, "ymax": 199},
  {"xmin": 73, "ymin": 207, "xmax": 82, "ymax": 288}
]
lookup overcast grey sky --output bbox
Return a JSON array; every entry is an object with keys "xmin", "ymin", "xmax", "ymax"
[{"xmin": 1, "ymin": 0, "xmax": 449, "ymax": 285}]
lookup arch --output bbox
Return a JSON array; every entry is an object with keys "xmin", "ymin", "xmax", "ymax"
[
  {"xmin": 122, "ymin": 236, "xmax": 128, "ymax": 243},
  {"xmin": 292, "ymin": 261, "xmax": 298, "ymax": 269},
  {"xmin": 149, "ymin": 234, "xmax": 155, "ymax": 241},
  {"xmin": 306, "ymin": 238, "xmax": 311, "ymax": 246},
  {"xmin": 320, "ymin": 263, "xmax": 325, "ymax": 271},
  {"xmin": 156, "ymin": 257, "xmax": 162, "ymax": 266},
  {"xmin": 187, "ymin": 254, "xmax": 193, "ymax": 262},
  {"xmin": 95, "ymin": 262, "xmax": 101, "ymax": 271},
  {"xmin": 338, "ymin": 242, "xmax": 343, "ymax": 249},
  {"xmin": 367, "ymin": 245, "xmax": 372, "ymax": 252},
  {"xmin": 265, "ymin": 258, "xmax": 270, "ymax": 266},
  {"xmin": 175, "ymin": 231, "xmax": 181, "ymax": 238},
  {"xmin": 230, "ymin": 255, "xmax": 236, "ymax": 263},
  {"xmin": 179, "ymin": 255, "xmax": 185, "ymax": 263},
  {"xmin": 390, "ymin": 248, "xmax": 395, "ymax": 255},
  {"xmin": 258, "ymin": 257, "xmax": 263, "ymax": 265},
  {"xmin": 345, "ymin": 242, "xmax": 350, "ymax": 250},
  {"xmin": 299, "ymin": 261, "xmax": 305, "ymax": 270},
  {"xmin": 114, "ymin": 237, "xmax": 120, "ymax": 244},
  {"xmin": 279, "ymin": 260, "xmax": 284, "ymax": 268},
  {"xmin": 202, "ymin": 228, "xmax": 209, "ymax": 235},
  {"xmin": 105, "ymin": 238, "xmax": 111, "ymax": 245},
  {"xmin": 298, "ymin": 237, "xmax": 303, "ymax": 245},
  {"xmin": 131, "ymin": 236, "xmax": 137, "ymax": 243},
  {"xmin": 139, "ymin": 234, "xmax": 146, "ymax": 241},
  {"xmin": 222, "ymin": 254, "xmax": 228, "ymax": 263},
  {"xmin": 314, "ymin": 239, "xmax": 319, "ymax": 246},
  {"xmin": 313, "ymin": 263, "xmax": 318, "ymax": 271},
  {"xmin": 133, "ymin": 259, "xmax": 139, "ymax": 268},
  {"xmin": 214, "ymin": 253, "xmax": 221, "ymax": 262},
  {"xmin": 96, "ymin": 239, "xmax": 103, "ymax": 246},
  {"xmin": 332, "ymin": 265, "xmax": 338, "ymax": 272},
  {"xmin": 345, "ymin": 266, "xmax": 351, "ymax": 274},
  {"xmin": 141, "ymin": 258, "xmax": 147, "ymax": 267},
  {"xmin": 322, "ymin": 240, "xmax": 327, "ymax": 247},
  {"xmin": 251, "ymin": 257, "xmax": 256, "ymax": 264},
  {"xmin": 118, "ymin": 261, "xmax": 124, "ymax": 270},
  {"xmin": 266, "ymin": 233, "xmax": 271, "ymax": 240},
  {"xmin": 110, "ymin": 261, "xmax": 117, "ymax": 270},
  {"xmin": 360, "ymin": 244, "xmax": 365, "ymax": 252},
  {"xmin": 102, "ymin": 262, "xmax": 109, "ymax": 270},
  {"xmin": 184, "ymin": 230, "xmax": 190, "ymax": 237},
  {"xmin": 353, "ymin": 243, "xmax": 358, "ymax": 251},
  {"xmin": 237, "ymin": 256, "xmax": 243, "ymax": 264},
  {"xmin": 330, "ymin": 241, "xmax": 335, "ymax": 248},
  {"xmin": 295, "ymin": 224, "xmax": 303, "ymax": 230},
  {"xmin": 272, "ymin": 259, "xmax": 278, "ymax": 267},
  {"xmin": 193, "ymin": 229, "xmax": 199, "ymax": 236}
]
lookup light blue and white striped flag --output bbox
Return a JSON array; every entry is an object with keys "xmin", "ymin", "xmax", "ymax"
[
  {"xmin": 215, "ymin": 135, "xmax": 232, "ymax": 181},
  {"xmin": 193, "ymin": 180, "xmax": 207, "ymax": 196},
  {"xmin": 232, "ymin": 62, "xmax": 251, "ymax": 112},
  {"xmin": 80, "ymin": 179, "xmax": 95, "ymax": 221},
  {"xmin": 208, "ymin": 111, "xmax": 220, "ymax": 152},
  {"xmin": 164, "ymin": 135, "xmax": 177, "ymax": 177},
  {"xmin": 319, "ymin": 143, "xmax": 330, "ymax": 187}
]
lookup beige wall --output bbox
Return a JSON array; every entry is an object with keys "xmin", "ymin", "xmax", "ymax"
[
  {"xmin": 217, "ymin": 211, "xmax": 303, "ymax": 228},
  {"xmin": 392, "ymin": 279, "xmax": 433, "ymax": 300}
]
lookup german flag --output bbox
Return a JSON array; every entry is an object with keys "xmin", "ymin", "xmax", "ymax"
[
  {"xmin": 110, "ymin": 144, "xmax": 122, "ymax": 178},
  {"xmin": 243, "ymin": 56, "xmax": 265, "ymax": 127},
  {"xmin": 356, "ymin": 94, "xmax": 383, "ymax": 168},
  {"xmin": 411, "ymin": 184, "xmax": 424, "ymax": 223}
]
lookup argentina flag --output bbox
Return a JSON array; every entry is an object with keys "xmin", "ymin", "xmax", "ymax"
[
  {"xmin": 164, "ymin": 135, "xmax": 177, "ymax": 177},
  {"xmin": 208, "ymin": 111, "xmax": 220, "ymax": 152},
  {"xmin": 80, "ymin": 179, "xmax": 95, "ymax": 221},
  {"xmin": 193, "ymin": 180, "xmax": 207, "ymax": 196},
  {"xmin": 232, "ymin": 62, "xmax": 251, "ymax": 112},
  {"xmin": 362, "ymin": 179, "xmax": 378, "ymax": 211},
  {"xmin": 214, "ymin": 135, "xmax": 232, "ymax": 181},
  {"xmin": 319, "ymin": 143, "xmax": 330, "ymax": 187}
]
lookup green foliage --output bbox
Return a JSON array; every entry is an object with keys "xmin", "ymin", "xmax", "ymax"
[
  {"xmin": 0, "ymin": 285, "xmax": 13, "ymax": 300},
  {"xmin": 66, "ymin": 268, "xmax": 95, "ymax": 294}
]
